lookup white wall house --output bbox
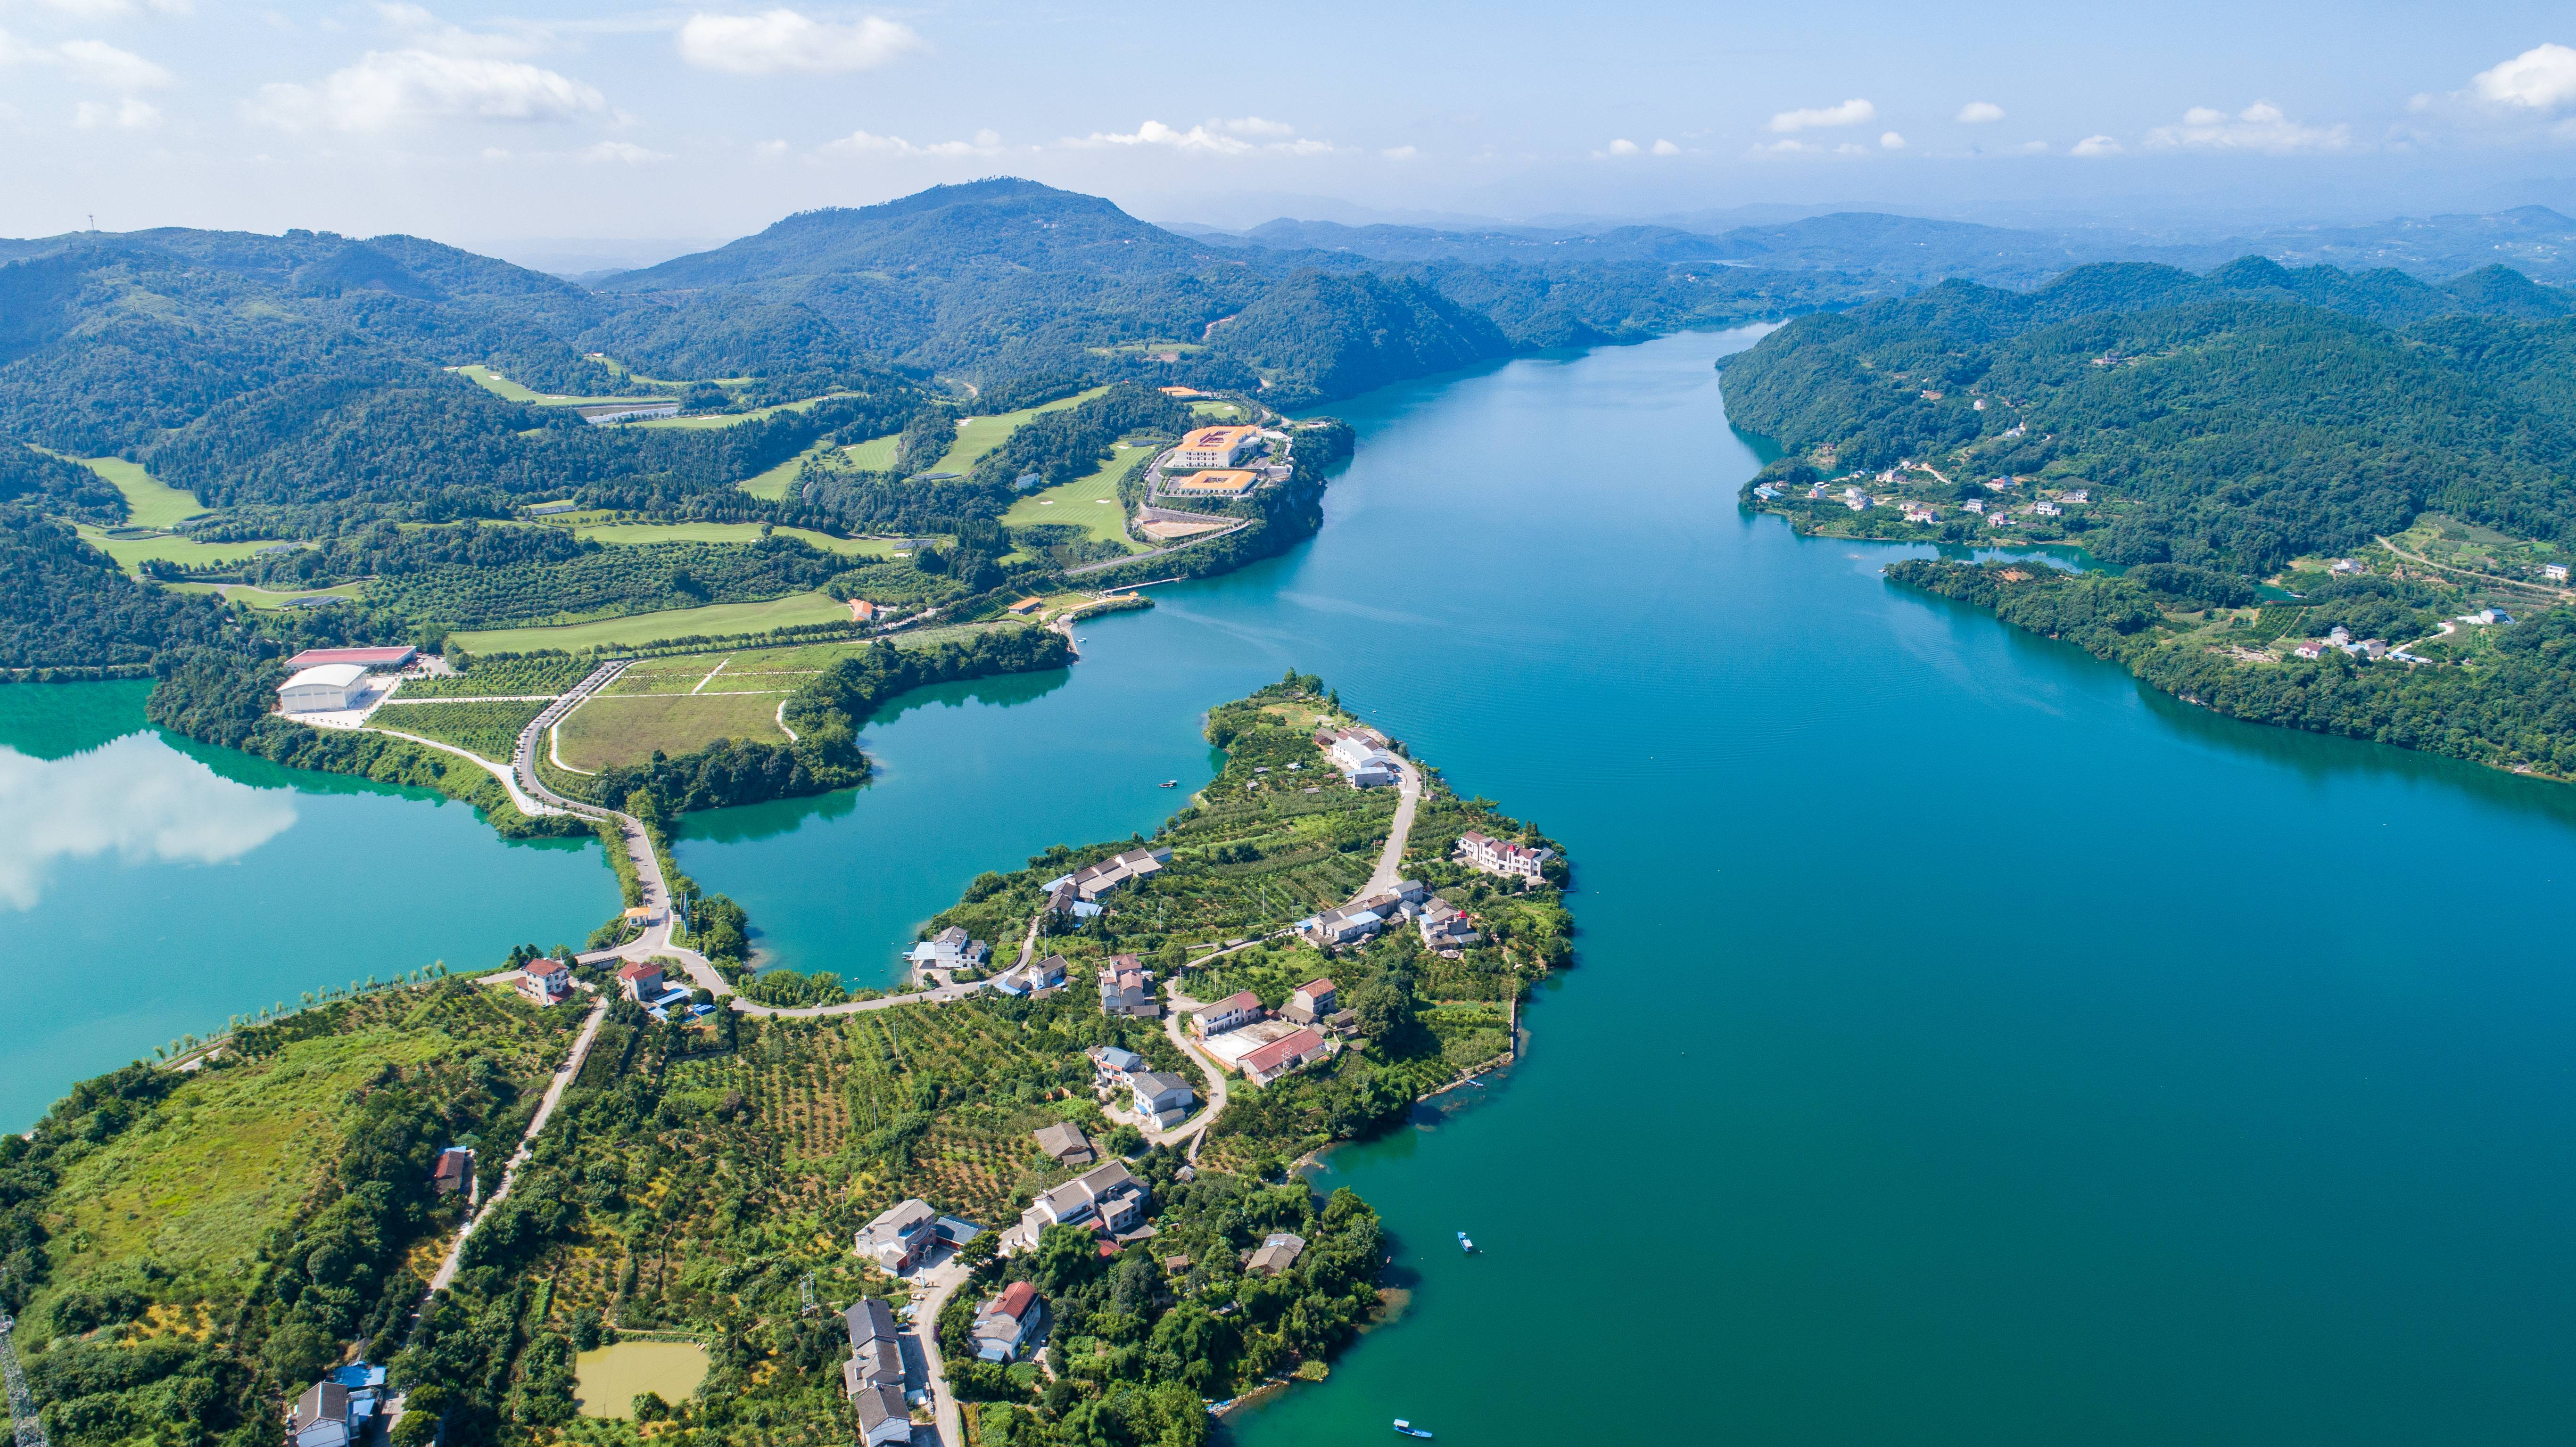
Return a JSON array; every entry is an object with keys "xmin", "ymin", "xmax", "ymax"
[
  {"xmin": 1458, "ymin": 831, "xmax": 1553, "ymax": 881},
  {"xmin": 1171, "ymin": 425, "xmax": 1261, "ymax": 469},
  {"xmin": 278, "ymin": 663, "xmax": 371, "ymax": 713}
]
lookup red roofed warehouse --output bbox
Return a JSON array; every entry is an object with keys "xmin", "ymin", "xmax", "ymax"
[{"xmin": 283, "ymin": 646, "xmax": 419, "ymax": 671}]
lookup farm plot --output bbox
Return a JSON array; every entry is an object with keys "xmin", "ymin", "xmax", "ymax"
[
  {"xmin": 366, "ymin": 698, "xmax": 552, "ymax": 764},
  {"xmin": 401, "ymin": 656, "xmax": 593, "ymax": 698},
  {"xmin": 553, "ymin": 691, "xmax": 791, "ymax": 770},
  {"xmin": 449, "ymin": 591, "xmax": 853, "ymax": 655}
]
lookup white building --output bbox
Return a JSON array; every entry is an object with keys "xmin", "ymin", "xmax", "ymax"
[
  {"xmin": 278, "ymin": 663, "xmax": 370, "ymax": 713},
  {"xmin": 1024, "ymin": 1160, "xmax": 1148, "ymax": 1234},
  {"xmin": 1319, "ymin": 731, "xmax": 1402, "ymax": 788},
  {"xmin": 1458, "ymin": 831, "xmax": 1553, "ymax": 882},
  {"xmin": 1195, "ymin": 990, "xmax": 1264, "ymax": 1038},
  {"xmin": 855, "ymin": 1199, "xmax": 941, "ymax": 1273},
  {"xmin": 1170, "ymin": 425, "xmax": 1261, "ymax": 469}
]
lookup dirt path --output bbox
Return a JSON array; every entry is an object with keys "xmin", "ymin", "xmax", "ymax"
[
  {"xmin": 426, "ymin": 994, "xmax": 609, "ymax": 1293},
  {"xmin": 2374, "ymin": 534, "xmax": 2576, "ymax": 600}
]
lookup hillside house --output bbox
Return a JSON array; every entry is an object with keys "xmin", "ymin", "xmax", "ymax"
[
  {"xmin": 1024, "ymin": 1160, "xmax": 1149, "ymax": 1234},
  {"xmin": 1130, "ymin": 1071, "xmax": 1196, "ymax": 1126},
  {"xmin": 1962, "ymin": 498, "xmax": 1985, "ymax": 514},
  {"xmin": 1033, "ymin": 1122, "xmax": 1095, "ymax": 1166},
  {"xmin": 1418, "ymin": 898, "xmax": 1481, "ymax": 950},
  {"xmin": 907, "ymin": 926, "xmax": 990, "ymax": 973},
  {"xmin": 1089, "ymin": 1044, "xmax": 1145, "ymax": 1080},
  {"xmin": 1172, "ymin": 425, "xmax": 1262, "ymax": 468},
  {"xmin": 975, "ymin": 1282, "xmax": 1041, "ymax": 1362},
  {"xmin": 1099, "ymin": 956, "xmax": 1158, "ymax": 1017},
  {"xmin": 518, "ymin": 956, "xmax": 571, "ymax": 1005},
  {"xmin": 615, "ymin": 960, "xmax": 664, "ymax": 1002},
  {"xmin": 1195, "ymin": 990, "xmax": 1264, "ymax": 1038},
  {"xmin": 1247, "ymin": 1232, "xmax": 1306, "ymax": 1275},
  {"xmin": 1315, "ymin": 727, "xmax": 1402, "ymax": 788},
  {"xmin": 1281, "ymin": 978, "xmax": 1337, "ymax": 1025},
  {"xmin": 1458, "ymin": 831, "xmax": 1553, "ymax": 882},
  {"xmin": 1302, "ymin": 905, "xmax": 1385, "ymax": 949},
  {"xmin": 991, "ymin": 953, "xmax": 1069, "ymax": 997},
  {"xmin": 1070, "ymin": 847, "xmax": 1172, "ymax": 902},
  {"xmin": 2031, "ymin": 502, "xmax": 2062, "ymax": 517},
  {"xmin": 431, "ymin": 1146, "xmax": 473, "ymax": 1196},
  {"xmin": 852, "ymin": 1382, "xmax": 909, "ymax": 1447},
  {"xmin": 2551, "ymin": 564, "xmax": 2571, "ymax": 583},
  {"xmin": 291, "ymin": 1383, "xmax": 355, "ymax": 1447},
  {"xmin": 2060, "ymin": 489, "xmax": 2089, "ymax": 503},
  {"xmin": 855, "ymin": 1198, "xmax": 941, "ymax": 1273},
  {"xmin": 1241, "ymin": 1028, "xmax": 1329, "ymax": 1085},
  {"xmin": 842, "ymin": 1297, "xmax": 905, "ymax": 1404}
]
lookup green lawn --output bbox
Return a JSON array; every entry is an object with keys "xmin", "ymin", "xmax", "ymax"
[
  {"xmin": 76, "ymin": 456, "xmax": 206, "ymax": 529},
  {"xmin": 1000, "ymin": 449, "xmax": 1148, "ymax": 552},
  {"xmin": 1189, "ymin": 400, "xmax": 1247, "ymax": 420},
  {"xmin": 739, "ymin": 438, "xmax": 829, "ymax": 499},
  {"xmin": 451, "ymin": 591, "xmax": 854, "ymax": 654},
  {"xmin": 565, "ymin": 520, "xmax": 901, "ymax": 557},
  {"xmin": 167, "ymin": 580, "xmax": 371, "ymax": 610},
  {"xmin": 842, "ymin": 433, "xmax": 903, "ymax": 470},
  {"xmin": 452, "ymin": 365, "xmax": 661, "ymax": 408},
  {"xmin": 631, "ymin": 392, "xmax": 846, "ymax": 431},
  {"xmin": 928, "ymin": 387, "xmax": 1109, "ymax": 475},
  {"xmin": 76, "ymin": 526, "xmax": 298, "ymax": 574},
  {"xmin": 553, "ymin": 690, "xmax": 791, "ymax": 770}
]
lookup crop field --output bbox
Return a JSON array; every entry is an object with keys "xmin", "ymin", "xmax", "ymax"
[
  {"xmin": 999, "ymin": 448, "xmax": 1150, "ymax": 551},
  {"xmin": 368, "ymin": 697, "xmax": 552, "ymax": 763},
  {"xmin": 73, "ymin": 455, "xmax": 206, "ymax": 529},
  {"xmin": 565, "ymin": 520, "xmax": 900, "ymax": 557},
  {"xmin": 553, "ymin": 690, "xmax": 790, "ymax": 769},
  {"xmin": 450, "ymin": 591, "xmax": 853, "ymax": 654},
  {"xmin": 76, "ymin": 526, "xmax": 299, "ymax": 574},
  {"xmin": 402, "ymin": 656, "xmax": 594, "ymax": 698},
  {"xmin": 928, "ymin": 386, "xmax": 1108, "ymax": 475}
]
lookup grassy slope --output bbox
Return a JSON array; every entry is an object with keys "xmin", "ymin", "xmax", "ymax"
[
  {"xmin": 567, "ymin": 520, "xmax": 899, "ymax": 557},
  {"xmin": 75, "ymin": 528, "xmax": 297, "ymax": 574},
  {"xmin": 77, "ymin": 456, "xmax": 205, "ymax": 529},
  {"xmin": 452, "ymin": 365, "xmax": 659, "ymax": 407},
  {"xmin": 736, "ymin": 439, "xmax": 828, "ymax": 500},
  {"xmin": 841, "ymin": 433, "xmax": 903, "ymax": 470},
  {"xmin": 450, "ymin": 592, "xmax": 852, "ymax": 654},
  {"xmin": 629, "ymin": 393, "xmax": 842, "ymax": 431},
  {"xmin": 928, "ymin": 386, "xmax": 1109, "ymax": 475},
  {"xmin": 553, "ymin": 691, "xmax": 790, "ymax": 769},
  {"xmin": 999, "ymin": 447, "xmax": 1150, "ymax": 552}
]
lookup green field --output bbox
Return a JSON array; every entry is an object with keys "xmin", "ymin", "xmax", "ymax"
[
  {"xmin": 564, "ymin": 520, "xmax": 900, "ymax": 557},
  {"xmin": 738, "ymin": 438, "xmax": 828, "ymax": 499},
  {"xmin": 1189, "ymin": 400, "xmax": 1247, "ymax": 420},
  {"xmin": 75, "ymin": 455, "xmax": 206, "ymax": 529},
  {"xmin": 630, "ymin": 392, "xmax": 842, "ymax": 430},
  {"xmin": 928, "ymin": 386, "xmax": 1108, "ymax": 475},
  {"xmin": 553, "ymin": 690, "xmax": 790, "ymax": 770},
  {"xmin": 167, "ymin": 580, "xmax": 371, "ymax": 610},
  {"xmin": 451, "ymin": 591, "xmax": 854, "ymax": 654},
  {"xmin": 76, "ymin": 526, "xmax": 300, "ymax": 574},
  {"xmin": 367, "ymin": 697, "xmax": 551, "ymax": 764},
  {"xmin": 452, "ymin": 364, "xmax": 661, "ymax": 408},
  {"xmin": 596, "ymin": 624, "xmax": 1040, "ymax": 688},
  {"xmin": 840, "ymin": 431, "xmax": 904, "ymax": 471},
  {"xmin": 1000, "ymin": 448, "xmax": 1148, "ymax": 552}
]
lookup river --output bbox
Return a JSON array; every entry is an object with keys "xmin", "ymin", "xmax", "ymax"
[{"xmin": 14, "ymin": 327, "xmax": 2576, "ymax": 1440}]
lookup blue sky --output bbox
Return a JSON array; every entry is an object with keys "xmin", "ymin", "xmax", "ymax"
[{"xmin": 7, "ymin": 0, "xmax": 2576, "ymax": 254}]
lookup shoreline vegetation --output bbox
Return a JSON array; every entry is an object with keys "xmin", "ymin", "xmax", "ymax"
[
  {"xmin": 1724, "ymin": 254, "xmax": 2576, "ymax": 786},
  {"xmin": 0, "ymin": 677, "xmax": 1575, "ymax": 1447}
]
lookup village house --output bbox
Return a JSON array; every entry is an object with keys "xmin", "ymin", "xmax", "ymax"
[
  {"xmin": 1962, "ymin": 497, "xmax": 1985, "ymax": 514},
  {"xmin": 1024, "ymin": 1159, "xmax": 1150, "ymax": 1235},
  {"xmin": 1280, "ymin": 979, "xmax": 1337, "ymax": 1026},
  {"xmin": 2294, "ymin": 641, "xmax": 2326, "ymax": 659},
  {"xmin": 1195, "ymin": 990, "xmax": 1264, "ymax": 1038},
  {"xmin": 1242, "ymin": 1028, "xmax": 1329, "ymax": 1085},
  {"xmin": 1089, "ymin": 1044, "xmax": 1144, "ymax": 1081},
  {"xmin": 1302, "ymin": 904, "xmax": 1386, "ymax": 949},
  {"xmin": 517, "ymin": 956, "xmax": 571, "ymax": 1005},
  {"xmin": 990, "ymin": 953, "xmax": 1069, "ymax": 998},
  {"xmin": 855, "ymin": 1198, "xmax": 941, "ymax": 1273},
  {"xmin": 1315, "ymin": 728, "xmax": 1402, "ymax": 788},
  {"xmin": 1033, "ymin": 1122, "xmax": 1095, "ymax": 1166},
  {"xmin": 1458, "ymin": 831, "xmax": 1553, "ymax": 882},
  {"xmin": 975, "ymin": 1282, "xmax": 1042, "ymax": 1362},
  {"xmin": 1171, "ymin": 424, "xmax": 1262, "ymax": 469},
  {"xmin": 1130, "ymin": 1070, "xmax": 1197, "ymax": 1126},
  {"xmin": 1903, "ymin": 504, "xmax": 1940, "ymax": 524},
  {"xmin": 1099, "ymin": 955, "xmax": 1158, "ymax": 1017},
  {"xmin": 907, "ymin": 925, "xmax": 991, "ymax": 974},
  {"xmin": 2059, "ymin": 489, "xmax": 2089, "ymax": 504},
  {"xmin": 842, "ymin": 1299, "xmax": 909, "ymax": 1447},
  {"xmin": 615, "ymin": 960, "xmax": 664, "ymax": 1002},
  {"xmin": 1418, "ymin": 897, "xmax": 1481, "ymax": 950},
  {"xmin": 2550, "ymin": 563, "xmax": 2571, "ymax": 583},
  {"xmin": 1067, "ymin": 847, "xmax": 1173, "ymax": 902},
  {"xmin": 1246, "ymin": 1232, "xmax": 1306, "ymax": 1275},
  {"xmin": 430, "ymin": 1146, "xmax": 473, "ymax": 1196},
  {"xmin": 291, "ymin": 1384, "xmax": 354, "ymax": 1447}
]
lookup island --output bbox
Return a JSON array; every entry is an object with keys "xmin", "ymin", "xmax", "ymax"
[{"xmin": 0, "ymin": 678, "xmax": 1573, "ymax": 1447}]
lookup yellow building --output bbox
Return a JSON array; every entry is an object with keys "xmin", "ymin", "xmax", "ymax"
[
  {"xmin": 1172, "ymin": 425, "xmax": 1262, "ymax": 469},
  {"xmin": 1166, "ymin": 469, "xmax": 1259, "ymax": 498}
]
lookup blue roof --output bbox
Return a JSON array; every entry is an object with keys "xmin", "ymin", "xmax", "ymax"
[
  {"xmin": 936, "ymin": 1216, "xmax": 984, "ymax": 1242},
  {"xmin": 329, "ymin": 1364, "xmax": 387, "ymax": 1389}
]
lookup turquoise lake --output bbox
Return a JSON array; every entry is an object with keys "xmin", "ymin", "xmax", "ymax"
[{"xmin": 15, "ymin": 326, "xmax": 2576, "ymax": 1439}]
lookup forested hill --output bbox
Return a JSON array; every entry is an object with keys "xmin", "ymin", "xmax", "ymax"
[{"xmin": 1721, "ymin": 257, "xmax": 2576, "ymax": 574}]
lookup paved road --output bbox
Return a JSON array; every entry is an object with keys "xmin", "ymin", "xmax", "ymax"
[
  {"xmin": 426, "ymin": 993, "xmax": 609, "ymax": 1293},
  {"xmin": 1362, "ymin": 756, "xmax": 1426, "ymax": 897},
  {"xmin": 908, "ymin": 1258, "xmax": 971, "ymax": 1447},
  {"xmin": 371, "ymin": 727, "xmax": 565, "ymax": 819}
]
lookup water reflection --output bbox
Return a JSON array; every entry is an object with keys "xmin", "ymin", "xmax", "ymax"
[
  {"xmin": 862, "ymin": 666, "xmax": 1072, "ymax": 727},
  {"xmin": 677, "ymin": 783, "xmax": 863, "ymax": 846},
  {"xmin": 0, "ymin": 734, "xmax": 298, "ymax": 910}
]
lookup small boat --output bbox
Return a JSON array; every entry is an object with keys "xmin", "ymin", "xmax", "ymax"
[
  {"xmin": 1456, "ymin": 1232, "xmax": 1475, "ymax": 1253},
  {"xmin": 1393, "ymin": 1422, "xmax": 1433, "ymax": 1439},
  {"xmin": 1159, "ymin": 779, "xmax": 1177, "ymax": 788}
]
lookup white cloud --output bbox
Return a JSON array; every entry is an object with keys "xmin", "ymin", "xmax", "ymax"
[
  {"xmin": 1221, "ymin": 115, "xmax": 1294, "ymax": 137},
  {"xmin": 0, "ymin": 737, "xmax": 298, "ymax": 912},
  {"xmin": 1766, "ymin": 97, "xmax": 1873, "ymax": 132},
  {"xmin": 74, "ymin": 94, "xmax": 156, "ymax": 126},
  {"xmin": 1602, "ymin": 137, "xmax": 1639, "ymax": 156},
  {"xmin": 2144, "ymin": 100, "xmax": 2350, "ymax": 154},
  {"xmin": 1957, "ymin": 100, "xmax": 2005, "ymax": 123},
  {"xmin": 1381, "ymin": 144, "xmax": 1419, "ymax": 160},
  {"xmin": 2072, "ymin": 134, "xmax": 2123, "ymax": 157},
  {"xmin": 824, "ymin": 126, "xmax": 1002, "ymax": 157},
  {"xmin": 372, "ymin": 2, "xmax": 553, "ymax": 61},
  {"xmin": 1651, "ymin": 137, "xmax": 1680, "ymax": 155},
  {"xmin": 2471, "ymin": 42, "xmax": 2576, "ymax": 112},
  {"xmin": 1879, "ymin": 131, "xmax": 1905, "ymax": 149},
  {"xmin": 677, "ymin": 9, "xmax": 919, "ymax": 75},
  {"xmin": 753, "ymin": 137, "xmax": 787, "ymax": 158},
  {"xmin": 579, "ymin": 140, "xmax": 665, "ymax": 163},
  {"xmin": 0, "ymin": 29, "xmax": 169, "ymax": 90},
  {"xmin": 1065, "ymin": 118, "xmax": 1331, "ymax": 157},
  {"xmin": 1750, "ymin": 137, "xmax": 1817, "ymax": 156},
  {"xmin": 248, "ymin": 49, "xmax": 608, "ymax": 132}
]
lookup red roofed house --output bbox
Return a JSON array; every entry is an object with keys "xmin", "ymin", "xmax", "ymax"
[
  {"xmin": 974, "ymin": 1281, "xmax": 1040, "ymax": 1362},
  {"xmin": 1457, "ymin": 830, "xmax": 1555, "ymax": 883},
  {"xmin": 1241, "ymin": 1028, "xmax": 1329, "ymax": 1086},
  {"xmin": 282, "ymin": 646, "xmax": 419, "ymax": 671},
  {"xmin": 1194, "ymin": 990, "xmax": 1264, "ymax": 1039},
  {"xmin": 518, "ymin": 956, "xmax": 571, "ymax": 1005},
  {"xmin": 616, "ymin": 961, "xmax": 665, "ymax": 1002},
  {"xmin": 1281, "ymin": 978, "xmax": 1336, "ymax": 1025}
]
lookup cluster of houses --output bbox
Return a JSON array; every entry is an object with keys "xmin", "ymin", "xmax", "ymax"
[
  {"xmin": 841, "ymin": 1299, "xmax": 914, "ymax": 1447},
  {"xmin": 989, "ymin": 952, "xmax": 1068, "ymax": 998},
  {"xmin": 1314, "ymin": 726, "xmax": 1403, "ymax": 788},
  {"xmin": 1189, "ymin": 980, "xmax": 1339, "ymax": 1085},
  {"xmin": 854, "ymin": 1199, "xmax": 983, "ymax": 1274},
  {"xmin": 1458, "ymin": 830, "xmax": 1554, "ymax": 883},
  {"xmin": 1047, "ymin": 846, "xmax": 1172, "ymax": 915},
  {"xmin": 1098, "ymin": 954, "xmax": 1159, "ymax": 1017},
  {"xmin": 1772, "ymin": 472, "xmax": 2089, "ymax": 530},
  {"xmin": 1087, "ymin": 1044, "xmax": 1198, "ymax": 1127},
  {"xmin": 1021, "ymin": 1158, "xmax": 1154, "ymax": 1244},
  {"xmin": 1303, "ymin": 878, "xmax": 1430, "ymax": 950},
  {"xmin": 2293, "ymin": 625, "xmax": 2390, "ymax": 661},
  {"xmin": 289, "ymin": 1365, "xmax": 388, "ymax": 1447}
]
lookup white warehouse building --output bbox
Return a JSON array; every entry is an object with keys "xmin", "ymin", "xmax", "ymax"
[{"xmin": 277, "ymin": 663, "xmax": 371, "ymax": 713}]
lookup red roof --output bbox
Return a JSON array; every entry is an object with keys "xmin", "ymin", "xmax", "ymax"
[
  {"xmin": 991, "ymin": 1281, "xmax": 1037, "ymax": 1319},
  {"xmin": 1243, "ymin": 1028, "xmax": 1326, "ymax": 1073},
  {"xmin": 616, "ymin": 961, "xmax": 659, "ymax": 980},
  {"xmin": 525, "ymin": 957, "xmax": 569, "ymax": 977},
  {"xmin": 1297, "ymin": 978, "xmax": 1335, "ymax": 998},
  {"xmin": 1210, "ymin": 990, "xmax": 1262, "ymax": 1014},
  {"xmin": 284, "ymin": 646, "xmax": 418, "ymax": 669}
]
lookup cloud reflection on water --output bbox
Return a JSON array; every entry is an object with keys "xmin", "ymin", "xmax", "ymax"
[{"xmin": 0, "ymin": 735, "xmax": 298, "ymax": 909}]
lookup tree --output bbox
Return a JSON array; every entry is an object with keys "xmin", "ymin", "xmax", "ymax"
[{"xmin": 262, "ymin": 1322, "xmax": 338, "ymax": 1384}]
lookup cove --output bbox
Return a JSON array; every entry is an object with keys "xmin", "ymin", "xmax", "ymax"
[
  {"xmin": 0, "ymin": 682, "xmax": 619, "ymax": 1130},
  {"xmin": 683, "ymin": 328, "xmax": 2576, "ymax": 1443}
]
